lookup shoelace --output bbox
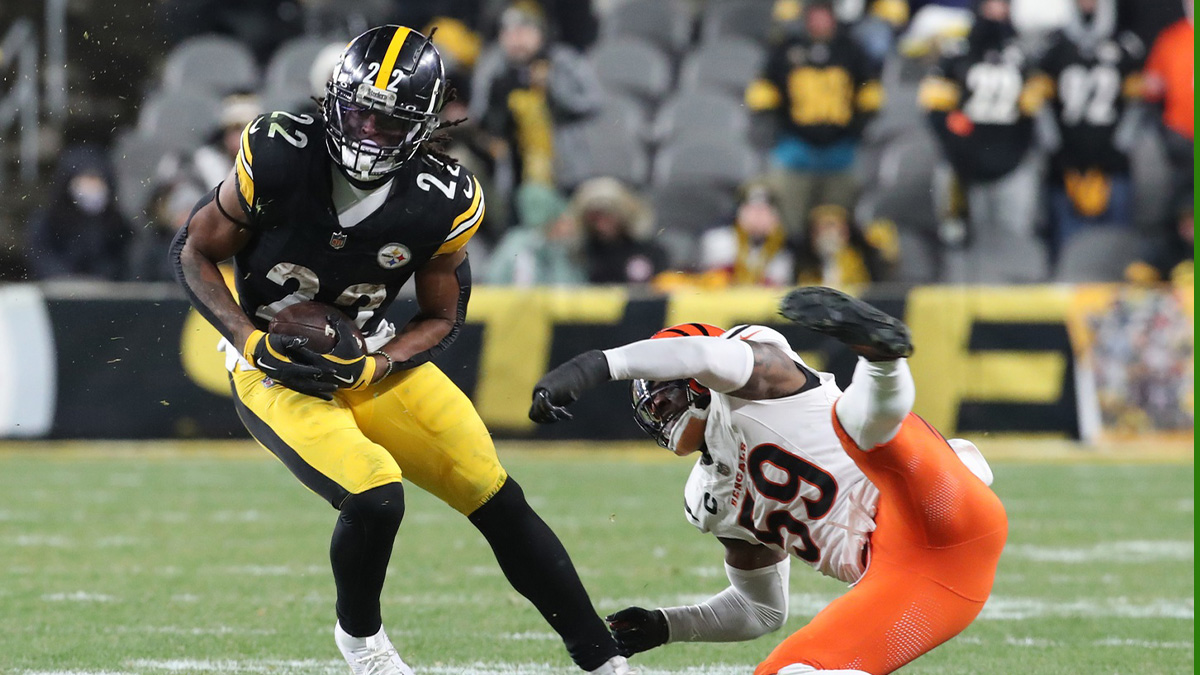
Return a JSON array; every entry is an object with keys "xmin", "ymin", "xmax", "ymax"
[{"xmin": 354, "ymin": 644, "xmax": 403, "ymax": 675}]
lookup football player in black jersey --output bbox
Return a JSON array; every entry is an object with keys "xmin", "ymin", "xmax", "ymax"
[{"xmin": 170, "ymin": 26, "xmax": 629, "ymax": 675}]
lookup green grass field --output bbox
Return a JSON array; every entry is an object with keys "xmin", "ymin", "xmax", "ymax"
[{"xmin": 0, "ymin": 441, "xmax": 1192, "ymax": 675}]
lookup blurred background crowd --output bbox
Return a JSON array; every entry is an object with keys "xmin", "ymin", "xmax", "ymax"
[{"xmin": 0, "ymin": 0, "xmax": 1192, "ymax": 289}]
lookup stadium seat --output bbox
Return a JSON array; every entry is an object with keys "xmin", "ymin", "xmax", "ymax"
[
  {"xmin": 603, "ymin": 0, "xmax": 695, "ymax": 56},
  {"xmin": 1129, "ymin": 128, "xmax": 1173, "ymax": 235},
  {"xmin": 591, "ymin": 38, "xmax": 673, "ymax": 106},
  {"xmin": 263, "ymin": 36, "xmax": 339, "ymax": 99},
  {"xmin": 677, "ymin": 38, "xmax": 767, "ymax": 98},
  {"xmin": 948, "ymin": 230, "xmax": 1050, "ymax": 284},
  {"xmin": 603, "ymin": 92, "xmax": 650, "ymax": 137},
  {"xmin": 654, "ymin": 90, "xmax": 749, "ymax": 144},
  {"xmin": 110, "ymin": 131, "xmax": 175, "ymax": 222},
  {"xmin": 868, "ymin": 133, "xmax": 940, "ymax": 235},
  {"xmin": 1055, "ymin": 226, "xmax": 1142, "ymax": 282},
  {"xmin": 892, "ymin": 228, "xmax": 940, "ymax": 283},
  {"xmin": 161, "ymin": 35, "xmax": 259, "ymax": 95},
  {"xmin": 558, "ymin": 114, "xmax": 651, "ymax": 188},
  {"xmin": 650, "ymin": 180, "xmax": 738, "ymax": 234},
  {"xmin": 653, "ymin": 138, "xmax": 761, "ymax": 189},
  {"xmin": 699, "ymin": 0, "xmax": 776, "ymax": 44},
  {"xmin": 137, "ymin": 90, "xmax": 223, "ymax": 151}
]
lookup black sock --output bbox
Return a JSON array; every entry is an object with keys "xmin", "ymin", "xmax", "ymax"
[
  {"xmin": 331, "ymin": 482, "xmax": 406, "ymax": 637},
  {"xmin": 469, "ymin": 478, "xmax": 619, "ymax": 671}
]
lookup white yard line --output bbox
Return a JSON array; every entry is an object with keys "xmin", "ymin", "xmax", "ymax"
[{"xmin": 1004, "ymin": 540, "xmax": 1194, "ymax": 563}]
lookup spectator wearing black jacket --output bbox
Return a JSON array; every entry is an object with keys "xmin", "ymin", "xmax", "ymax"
[
  {"xmin": 25, "ymin": 148, "xmax": 132, "ymax": 281},
  {"xmin": 570, "ymin": 177, "xmax": 666, "ymax": 285},
  {"xmin": 919, "ymin": 0, "xmax": 1048, "ymax": 247},
  {"xmin": 1037, "ymin": 0, "xmax": 1145, "ymax": 254}
]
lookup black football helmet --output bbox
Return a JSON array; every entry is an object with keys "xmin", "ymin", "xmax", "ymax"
[{"xmin": 324, "ymin": 25, "xmax": 446, "ymax": 183}]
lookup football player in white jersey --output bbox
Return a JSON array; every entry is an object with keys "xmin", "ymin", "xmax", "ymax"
[{"xmin": 529, "ymin": 287, "xmax": 1007, "ymax": 675}]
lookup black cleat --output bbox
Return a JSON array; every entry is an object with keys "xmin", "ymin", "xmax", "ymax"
[{"xmin": 779, "ymin": 286, "xmax": 913, "ymax": 361}]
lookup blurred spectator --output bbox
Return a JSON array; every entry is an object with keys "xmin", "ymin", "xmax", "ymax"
[
  {"xmin": 126, "ymin": 182, "xmax": 205, "ymax": 282},
  {"xmin": 191, "ymin": 93, "xmax": 264, "ymax": 190},
  {"xmin": 1038, "ymin": 0, "xmax": 1145, "ymax": 254},
  {"xmin": 699, "ymin": 181, "xmax": 794, "ymax": 287},
  {"xmin": 773, "ymin": 0, "xmax": 910, "ymax": 67},
  {"xmin": 792, "ymin": 205, "xmax": 893, "ymax": 288},
  {"xmin": 919, "ymin": 0, "xmax": 1048, "ymax": 246},
  {"xmin": 1126, "ymin": 193, "xmax": 1194, "ymax": 284},
  {"xmin": 747, "ymin": 0, "xmax": 884, "ymax": 234},
  {"xmin": 570, "ymin": 177, "xmax": 666, "ymax": 284},
  {"xmin": 487, "ymin": 184, "xmax": 585, "ymax": 286},
  {"xmin": 470, "ymin": 1, "xmax": 603, "ymax": 191},
  {"xmin": 25, "ymin": 148, "xmax": 132, "ymax": 281},
  {"xmin": 1143, "ymin": 5, "xmax": 1194, "ymax": 209}
]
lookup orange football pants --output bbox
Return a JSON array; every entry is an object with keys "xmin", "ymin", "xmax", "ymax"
[{"xmin": 755, "ymin": 411, "xmax": 1008, "ymax": 675}]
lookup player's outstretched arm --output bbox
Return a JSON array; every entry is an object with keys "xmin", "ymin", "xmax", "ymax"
[
  {"xmin": 530, "ymin": 336, "xmax": 809, "ymax": 423},
  {"xmin": 607, "ymin": 538, "xmax": 789, "ymax": 653},
  {"xmin": 379, "ymin": 248, "xmax": 471, "ymax": 373}
]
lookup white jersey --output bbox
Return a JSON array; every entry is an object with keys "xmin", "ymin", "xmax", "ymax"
[{"xmin": 682, "ymin": 326, "xmax": 880, "ymax": 584}]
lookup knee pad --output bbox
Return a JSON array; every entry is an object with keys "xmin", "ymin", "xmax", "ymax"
[{"xmin": 339, "ymin": 482, "xmax": 406, "ymax": 531}]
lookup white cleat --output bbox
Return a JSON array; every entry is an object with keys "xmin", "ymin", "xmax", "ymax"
[
  {"xmin": 589, "ymin": 655, "xmax": 636, "ymax": 675},
  {"xmin": 334, "ymin": 622, "xmax": 416, "ymax": 675},
  {"xmin": 948, "ymin": 438, "xmax": 994, "ymax": 486}
]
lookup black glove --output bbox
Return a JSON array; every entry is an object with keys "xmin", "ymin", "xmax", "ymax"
[
  {"xmin": 606, "ymin": 606, "xmax": 669, "ymax": 656},
  {"xmin": 294, "ymin": 317, "xmax": 376, "ymax": 390},
  {"xmin": 244, "ymin": 331, "xmax": 337, "ymax": 400},
  {"xmin": 529, "ymin": 350, "xmax": 610, "ymax": 424}
]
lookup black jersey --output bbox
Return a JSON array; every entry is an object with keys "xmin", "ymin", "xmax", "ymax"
[
  {"xmin": 231, "ymin": 110, "xmax": 484, "ymax": 336},
  {"xmin": 925, "ymin": 41, "xmax": 1037, "ymax": 182},
  {"xmin": 751, "ymin": 32, "xmax": 883, "ymax": 146},
  {"xmin": 1039, "ymin": 31, "xmax": 1144, "ymax": 175}
]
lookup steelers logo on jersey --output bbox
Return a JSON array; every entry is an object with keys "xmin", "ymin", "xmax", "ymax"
[{"xmin": 377, "ymin": 243, "xmax": 412, "ymax": 269}]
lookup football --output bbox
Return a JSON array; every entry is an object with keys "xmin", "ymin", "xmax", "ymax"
[{"xmin": 268, "ymin": 301, "xmax": 364, "ymax": 354}]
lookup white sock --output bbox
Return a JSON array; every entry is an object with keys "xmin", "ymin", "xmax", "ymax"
[{"xmin": 834, "ymin": 357, "xmax": 915, "ymax": 450}]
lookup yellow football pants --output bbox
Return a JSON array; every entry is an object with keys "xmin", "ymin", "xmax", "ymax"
[{"xmin": 230, "ymin": 362, "xmax": 507, "ymax": 515}]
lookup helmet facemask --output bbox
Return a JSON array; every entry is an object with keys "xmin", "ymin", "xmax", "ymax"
[
  {"xmin": 323, "ymin": 27, "xmax": 446, "ymax": 184},
  {"xmin": 631, "ymin": 379, "xmax": 711, "ymax": 450}
]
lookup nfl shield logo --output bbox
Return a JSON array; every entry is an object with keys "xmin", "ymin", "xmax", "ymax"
[{"xmin": 329, "ymin": 231, "xmax": 348, "ymax": 250}]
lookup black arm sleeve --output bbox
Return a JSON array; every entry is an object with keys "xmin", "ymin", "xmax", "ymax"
[
  {"xmin": 168, "ymin": 188, "xmax": 241, "ymax": 344},
  {"xmin": 393, "ymin": 254, "xmax": 472, "ymax": 370}
]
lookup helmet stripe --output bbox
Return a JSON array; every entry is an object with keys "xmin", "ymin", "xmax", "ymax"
[{"xmin": 374, "ymin": 26, "xmax": 412, "ymax": 89}]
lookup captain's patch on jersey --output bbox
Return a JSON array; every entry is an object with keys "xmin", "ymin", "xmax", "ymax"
[{"xmin": 376, "ymin": 243, "xmax": 412, "ymax": 269}]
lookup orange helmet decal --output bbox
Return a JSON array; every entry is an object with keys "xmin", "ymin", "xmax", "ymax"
[{"xmin": 650, "ymin": 323, "xmax": 724, "ymax": 339}]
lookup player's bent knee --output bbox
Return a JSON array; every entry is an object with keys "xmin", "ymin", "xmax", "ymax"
[{"xmin": 339, "ymin": 482, "xmax": 406, "ymax": 529}]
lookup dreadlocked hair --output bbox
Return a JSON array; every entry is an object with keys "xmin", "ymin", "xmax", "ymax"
[{"xmin": 419, "ymin": 85, "xmax": 467, "ymax": 168}]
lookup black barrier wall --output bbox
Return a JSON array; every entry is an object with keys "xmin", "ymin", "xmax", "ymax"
[{"xmin": 3, "ymin": 284, "xmax": 1098, "ymax": 440}]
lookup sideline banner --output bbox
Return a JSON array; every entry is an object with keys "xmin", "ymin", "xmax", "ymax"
[{"xmin": 4, "ymin": 283, "xmax": 1186, "ymax": 440}]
